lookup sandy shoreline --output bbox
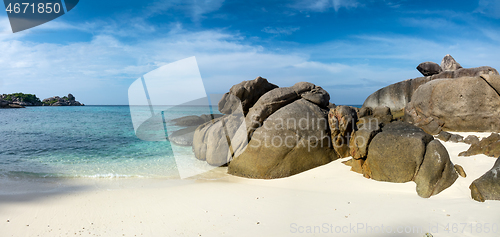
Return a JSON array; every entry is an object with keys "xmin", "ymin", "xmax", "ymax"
[{"xmin": 1, "ymin": 132, "xmax": 499, "ymax": 237}]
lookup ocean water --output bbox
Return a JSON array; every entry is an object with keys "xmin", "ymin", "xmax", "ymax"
[
  {"xmin": 0, "ymin": 104, "xmax": 363, "ymax": 180},
  {"xmin": 0, "ymin": 106, "xmax": 216, "ymax": 179}
]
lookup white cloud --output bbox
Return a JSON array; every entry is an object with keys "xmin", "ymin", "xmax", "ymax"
[
  {"xmin": 262, "ymin": 26, "xmax": 300, "ymax": 36},
  {"xmin": 293, "ymin": 0, "xmax": 361, "ymax": 12},
  {"xmin": 476, "ymin": 0, "xmax": 500, "ymax": 18},
  {"xmin": 146, "ymin": 0, "xmax": 225, "ymax": 22},
  {"xmin": 3, "ymin": 12, "xmax": 500, "ymax": 105}
]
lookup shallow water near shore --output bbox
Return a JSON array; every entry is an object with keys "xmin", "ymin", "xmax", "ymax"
[
  {"xmin": 0, "ymin": 105, "xmax": 216, "ymax": 180},
  {"xmin": 0, "ymin": 105, "xmax": 362, "ymax": 183}
]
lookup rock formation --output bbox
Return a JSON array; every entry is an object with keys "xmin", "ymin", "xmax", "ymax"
[
  {"xmin": 218, "ymin": 76, "xmax": 278, "ymax": 115},
  {"xmin": 459, "ymin": 133, "xmax": 500, "ymax": 158},
  {"xmin": 228, "ymin": 99, "xmax": 337, "ymax": 179},
  {"xmin": 362, "ymin": 55, "xmax": 499, "ymax": 124},
  {"xmin": 361, "ymin": 122, "xmax": 458, "ymax": 198},
  {"xmin": 417, "ymin": 62, "xmax": 442, "ymax": 76},
  {"xmin": 167, "ymin": 114, "xmax": 225, "ymax": 146},
  {"xmin": 0, "ymin": 99, "xmax": 25, "ymax": 108},
  {"xmin": 470, "ymin": 158, "xmax": 500, "ymax": 202},
  {"xmin": 405, "ymin": 75, "xmax": 500, "ymax": 134},
  {"xmin": 42, "ymin": 94, "xmax": 84, "ymax": 106},
  {"xmin": 0, "ymin": 93, "xmax": 42, "ymax": 106},
  {"xmin": 328, "ymin": 106, "xmax": 358, "ymax": 158}
]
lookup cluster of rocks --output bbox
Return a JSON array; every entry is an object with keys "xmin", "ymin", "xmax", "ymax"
[
  {"xmin": 167, "ymin": 114, "xmax": 223, "ymax": 146},
  {"xmin": 0, "ymin": 93, "xmax": 84, "ymax": 108},
  {"xmin": 42, "ymin": 94, "xmax": 84, "ymax": 106},
  {"xmin": 0, "ymin": 99, "xmax": 25, "ymax": 108},
  {"xmin": 173, "ymin": 54, "xmax": 500, "ymax": 202},
  {"xmin": 363, "ymin": 54, "xmax": 500, "ymax": 134},
  {"xmin": 193, "ymin": 77, "xmax": 337, "ymax": 176},
  {"xmin": 459, "ymin": 133, "xmax": 500, "ymax": 158},
  {"xmin": 360, "ymin": 54, "xmax": 500, "ymax": 201},
  {"xmin": 179, "ymin": 75, "xmax": 467, "ymax": 199},
  {"xmin": 332, "ymin": 106, "xmax": 461, "ymax": 198}
]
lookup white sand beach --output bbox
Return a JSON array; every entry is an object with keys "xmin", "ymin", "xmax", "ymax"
[{"xmin": 1, "ymin": 132, "xmax": 499, "ymax": 237}]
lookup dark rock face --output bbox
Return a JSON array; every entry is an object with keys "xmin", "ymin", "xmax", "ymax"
[
  {"xmin": 364, "ymin": 122, "xmax": 434, "ymax": 183},
  {"xmin": 431, "ymin": 66, "xmax": 499, "ymax": 80},
  {"xmin": 42, "ymin": 94, "xmax": 84, "ymax": 106},
  {"xmin": 449, "ymin": 134, "xmax": 464, "ymax": 143},
  {"xmin": 0, "ymin": 99, "xmax": 25, "ymax": 108},
  {"xmin": 470, "ymin": 158, "xmax": 500, "ymax": 202},
  {"xmin": 414, "ymin": 140, "xmax": 459, "ymax": 198},
  {"xmin": 405, "ymin": 75, "xmax": 500, "ymax": 134},
  {"xmin": 459, "ymin": 133, "xmax": 500, "ymax": 158},
  {"xmin": 464, "ymin": 135, "xmax": 480, "ymax": 145},
  {"xmin": 0, "ymin": 93, "xmax": 42, "ymax": 106},
  {"xmin": 328, "ymin": 106, "xmax": 358, "ymax": 158},
  {"xmin": 417, "ymin": 62, "xmax": 442, "ymax": 76},
  {"xmin": 437, "ymin": 131, "xmax": 452, "ymax": 142},
  {"xmin": 454, "ymin": 164, "xmax": 467, "ymax": 178},
  {"xmin": 245, "ymin": 82, "xmax": 330, "ymax": 136},
  {"xmin": 218, "ymin": 76, "xmax": 278, "ymax": 115},
  {"xmin": 361, "ymin": 122, "xmax": 458, "ymax": 197},
  {"xmin": 228, "ymin": 99, "xmax": 337, "ymax": 179},
  {"xmin": 441, "ymin": 54, "xmax": 462, "ymax": 71},
  {"xmin": 350, "ymin": 124, "xmax": 380, "ymax": 160}
]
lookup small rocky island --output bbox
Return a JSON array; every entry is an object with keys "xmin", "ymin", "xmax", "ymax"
[{"xmin": 0, "ymin": 93, "xmax": 84, "ymax": 108}]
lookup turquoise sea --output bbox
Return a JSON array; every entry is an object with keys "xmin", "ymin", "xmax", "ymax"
[
  {"xmin": 0, "ymin": 106, "xmax": 214, "ymax": 179},
  {"xmin": 0, "ymin": 105, "xmax": 362, "ymax": 180}
]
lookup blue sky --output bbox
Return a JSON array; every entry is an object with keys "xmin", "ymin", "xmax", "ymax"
[{"xmin": 1, "ymin": 0, "xmax": 500, "ymax": 105}]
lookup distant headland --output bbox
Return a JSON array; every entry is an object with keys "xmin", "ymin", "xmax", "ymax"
[{"xmin": 0, "ymin": 93, "xmax": 84, "ymax": 108}]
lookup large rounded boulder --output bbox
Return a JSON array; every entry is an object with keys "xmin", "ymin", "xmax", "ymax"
[
  {"xmin": 228, "ymin": 99, "xmax": 338, "ymax": 179},
  {"xmin": 245, "ymin": 82, "xmax": 330, "ymax": 136},
  {"xmin": 362, "ymin": 122, "xmax": 459, "ymax": 198},
  {"xmin": 218, "ymin": 76, "xmax": 278, "ymax": 115},
  {"xmin": 405, "ymin": 75, "xmax": 500, "ymax": 134},
  {"xmin": 470, "ymin": 158, "xmax": 500, "ymax": 202}
]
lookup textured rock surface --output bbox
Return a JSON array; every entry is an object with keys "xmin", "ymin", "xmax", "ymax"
[
  {"xmin": 437, "ymin": 131, "xmax": 452, "ymax": 142},
  {"xmin": 470, "ymin": 158, "xmax": 500, "ymax": 202},
  {"xmin": 329, "ymin": 106, "xmax": 358, "ymax": 158},
  {"xmin": 459, "ymin": 133, "xmax": 500, "ymax": 158},
  {"xmin": 454, "ymin": 164, "xmax": 467, "ymax": 178},
  {"xmin": 464, "ymin": 135, "xmax": 480, "ymax": 145},
  {"xmin": 168, "ymin": 126, "xmax": 197, "ymax": 146},
  {"xmin": 431, "ymin": 66, "xmax": 498, "ymax": 80},
  {"xmin": 192, "ymin": 113, "xmax": 247, "ymax": 166},
  {"xmin": 405, "ymin": 75, "xmax": 500, "ymax": 134},
  {"xmin": 228, "ymin": 99, "xmax": 337, "ymax": 179},
  {"xmin": 362, "ymin": 122, "xmax": 458, "ymax": 198},
  {"xmin": 449, "ymin": 134, "xmax": 464, "ymax": 143},
  {"xmin": 364, "ymin": 122, "xmax": 434, "ymax": 183},
  {"xmin": 362, "ymin": 76, "xmax": 431, "ymax": 114},
  {"xmin": 171, "ymin": 114, "xmax": 223, "ymax": 127},
  {"xmin": 245, "ymin": 82, "xmax": 330, "ymax": 136},
  {"xmin": 218, "ymin": 76, "xmax": 278, "ymax": 115},
  {"xmin": 441, "ymin": 54, "xmax": 462, "ymax": 71},
  {"xmin": 42, "ymin": 94, "xmax": 84, "ymax": 106},
  {"xmin": 414, "ymin": 140, "xmax": 459, "ymax": 198},
  {"xmin": 417, "ymin": 62, "xmax": 442, "ymax": 76},
  {"xmin": 363, "ymin": 54, "xmax": 498, "ymax": 119}
]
